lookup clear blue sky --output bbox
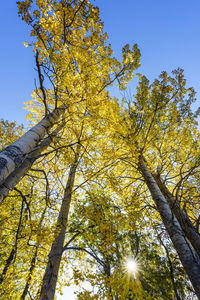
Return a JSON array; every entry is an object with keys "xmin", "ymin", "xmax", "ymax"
[
  {"xmin": 1, "ymin": 0, "xmax": 200, "ymax": 126},
  {"xmin": 1, "ymin": 1, "xmax": 200, "ymax": 298}
]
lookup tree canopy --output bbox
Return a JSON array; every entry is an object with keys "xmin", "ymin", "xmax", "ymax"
[{"xmin": 0, "ymin": 1, "xmax": 200, "ymax": 299}]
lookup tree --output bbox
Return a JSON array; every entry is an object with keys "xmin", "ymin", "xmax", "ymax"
[
  {"xmin": 39, "ymin": 147, "xmax": 80, "ymax": 299},
  {"xmin": 153, "ymin": 172, "xmax": 200, "ymax": 259},
  {"xmin": 103, "ymin": 69, "xmax": 200, "ymax": 297},
  {"xmin": 1, "ymin": 0, "xmax": 200, "ymax": 298},
  {"xmin": 0, "ymin": 155, "xmax": 52, "ymax": 298},
  {"xmin": 0, "ymin": 2, "xmax": 141, "ymax": 296},
  {"xmin": 0, "ymin": 117, "xmax": 65, "ymax": 203},
  {"xmin": 138, "ymin": 156, "xmax": 200, "ymax": 297},
  {"xmin": 38, "ymin": 106, "xmax": 125, "ymax": 298},
  {"xmin": 0, "ymin": 0, "xmax": 140, "ymax": 202},
  {"xmin": 62, "ymin": 188, "xmax": 191, "ymax": 299},
  {"xmin": 0, "ymin": 105, "xmax": 64, "ymax": 187}
]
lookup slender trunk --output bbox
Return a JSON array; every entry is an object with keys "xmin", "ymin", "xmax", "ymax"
[
  {"xmin": 138, "ymin": 156, "xmax": 200, "ymax": 298},
  {"xmin": 0, "ymin": 248, "xmax": 16, "ymax": 285},
  {"xmin": 0, "ymin": 123, "xmax": 64, "ymax": 203},
  {"xmin": 39, "ymin": 147, "xmax": 80, "ymax": 300},
  {"xmin": 154, "ymin": 174, "xmax": 200, "ymax": 258},
  {"xmin": 21, "ymin": 246, "xmax": 39, "ymax": 300},
  {"xmin": 21, "ymin": 206, "xmax": 47, "ymax": 299},
  {"xmin": 0, "ymin": 194, "xmax": 25, "ymax": 284},
  {"xmin": 158, "ymin": 235, "xmax": 182, "ymax": 300},
  {"xmin": 0, "ymin": 105, "xmax": 65, "ymax": 185}
]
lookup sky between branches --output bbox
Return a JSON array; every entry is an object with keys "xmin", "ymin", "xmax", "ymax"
[
  {"xmin": 1, "ymin": 1, "xmax": 200, "ymax": 298},
  {"xmin": 1, "ymin": 0, "xmax": 200, "ymax": 127}
]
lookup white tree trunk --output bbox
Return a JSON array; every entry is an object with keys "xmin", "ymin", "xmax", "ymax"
[
  {"xmin": 138, "ymin": 156, "xmax": 200, "ymax": 298},
  {"xmin": 0, "ymin": 123, "xmax": 64, "ymax": 203},
  {"xmin": 0, "ymin": 105, "xmax": 65, "ymax": 185},
  {"xmin": 39, "ymin": 147, "xmax": 80, "ymax": 300},
  {"xmin": 154, "ymin": 174, "xmax": 200, "ymax": 259}
]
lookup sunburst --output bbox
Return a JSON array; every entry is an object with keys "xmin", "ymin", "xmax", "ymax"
[{"xmin": 125, "ymin": 256, "xmax": 140, "ymax": 280}]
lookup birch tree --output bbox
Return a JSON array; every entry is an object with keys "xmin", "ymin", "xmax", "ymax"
[
  {"xmin": 0, "ymin": 0, "xmax": 140, "ymax": 201},
  {"xmin": 101, "ymin": 68, "xmax": 200, "ymax": 297},
  {"xmin": 37, "ymin": 105, "xmax": 123, "ymax": 299},
  {"xmin": 138, "ymin": 156, "xmax": 200, "ymax": 298},
  {"xmin": 0, "ymin": 105, "xmax": 65, "ymax": 186},
  {"xmin": 153, "ymin": 172, "xmax": 200, "ymax": 259},
  {"xmin": 39, "ymin": 145, "xmax": 80, "ymax": 299},
  {"xmin": 1, "ymin": 0, "xmax": 200, "ymax": 298}
]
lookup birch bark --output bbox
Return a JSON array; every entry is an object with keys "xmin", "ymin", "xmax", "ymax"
[
  {"xmin": 39, "ymin": 146, "xmax": 80, "ymax": 300},
  {"xmin": 154, "ymin": 174, "xmax": 200, "ymax": 259},
  {"xmin": 138, "ymin": 156, "xmax": 200, "ymax": 298},
  {"xmin": 0, "ymin": 105, "xmax": 65, "ymax": 185},
  {"xmin": 0, "ymin": 123, "xmax": 64, "ymax": 203}
]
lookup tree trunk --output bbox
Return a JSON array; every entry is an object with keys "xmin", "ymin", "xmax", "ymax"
[
  {"xmin": 39, "ymin": 146, "xmax": 80, "ymax": 300},
  {"xmin": 21, "ymin": 246, "xmax": 39, "ymax": 300},
  {"xmin": 0, "ymin": 123, "xmax": 64, "ymax": 203},
  {"xmin": 138, "ymin": 156, "xmax": 200, "ymax": 299},
  {"xmin": 158, "ymin": 234, "xmax": 182, "ymax": 300},
  {"xmin": 0, "ymin": 105, "xmax": 65, "ymax": 185},
  {"xmin": 0, "ymin": 193, "xmax": 26, "ymax": 284},
  {"xmin": 21, "ymin": 206, "xmax": 47, "ymax": 300},
  {"xmin": 154, "ymin": 173, "xmax": 200, "ymax": 259},
  {"xmin": 0, "ymin": 248, "xmax": 16, "ymax": 285}
]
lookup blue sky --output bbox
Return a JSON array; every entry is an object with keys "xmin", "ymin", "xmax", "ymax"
[
  {"xmin": 1, "ymin": 1, "xmax": 200, "ymax": 298},
  {"xmin": 0, "ymin": 2, "xmax": 35, "ymax": 124},
  {"xmin": 1, "ymin": 0, "xmax": 200, "ymax": 126}
]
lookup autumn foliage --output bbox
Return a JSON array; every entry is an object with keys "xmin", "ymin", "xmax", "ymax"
[{"xmin": 0, "ymin": 1, "xmax": 200, "ymax": 299}]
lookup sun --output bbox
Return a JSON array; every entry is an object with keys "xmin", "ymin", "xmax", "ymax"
[
  {"xmin": 125, "ymin": 257, "xmax": 140, "ymax": 279},
  {"xmin": 127, "ymin": 259, "xmax": 138, "ymax": 273}
]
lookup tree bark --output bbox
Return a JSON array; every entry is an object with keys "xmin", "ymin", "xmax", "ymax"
[
  {"xmin": 0, "ymin": 105, "xmax": 65, "ymax": 186},
  {"xmin": 138, "ymin": 156, "xmax": 200, "ymax": 299},
  {"xmin": 0, "ymin": 123, "xmax": 64, "ymax": 203},
  {"xmin": 154, "ymin": 173, "xmax": 200, "ymax": 259},
  {"xmin": 39, "ymin": 146, "xmax": 80, "ymax": 300}
]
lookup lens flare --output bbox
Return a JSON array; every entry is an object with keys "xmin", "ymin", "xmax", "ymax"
[
  {"xmin": 125, "ymin": 257, "xmax": 139, "ymax": 279},
  {"xmin": 127, "ymin": 259, "xmax": 137, "ymax": 273}
]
